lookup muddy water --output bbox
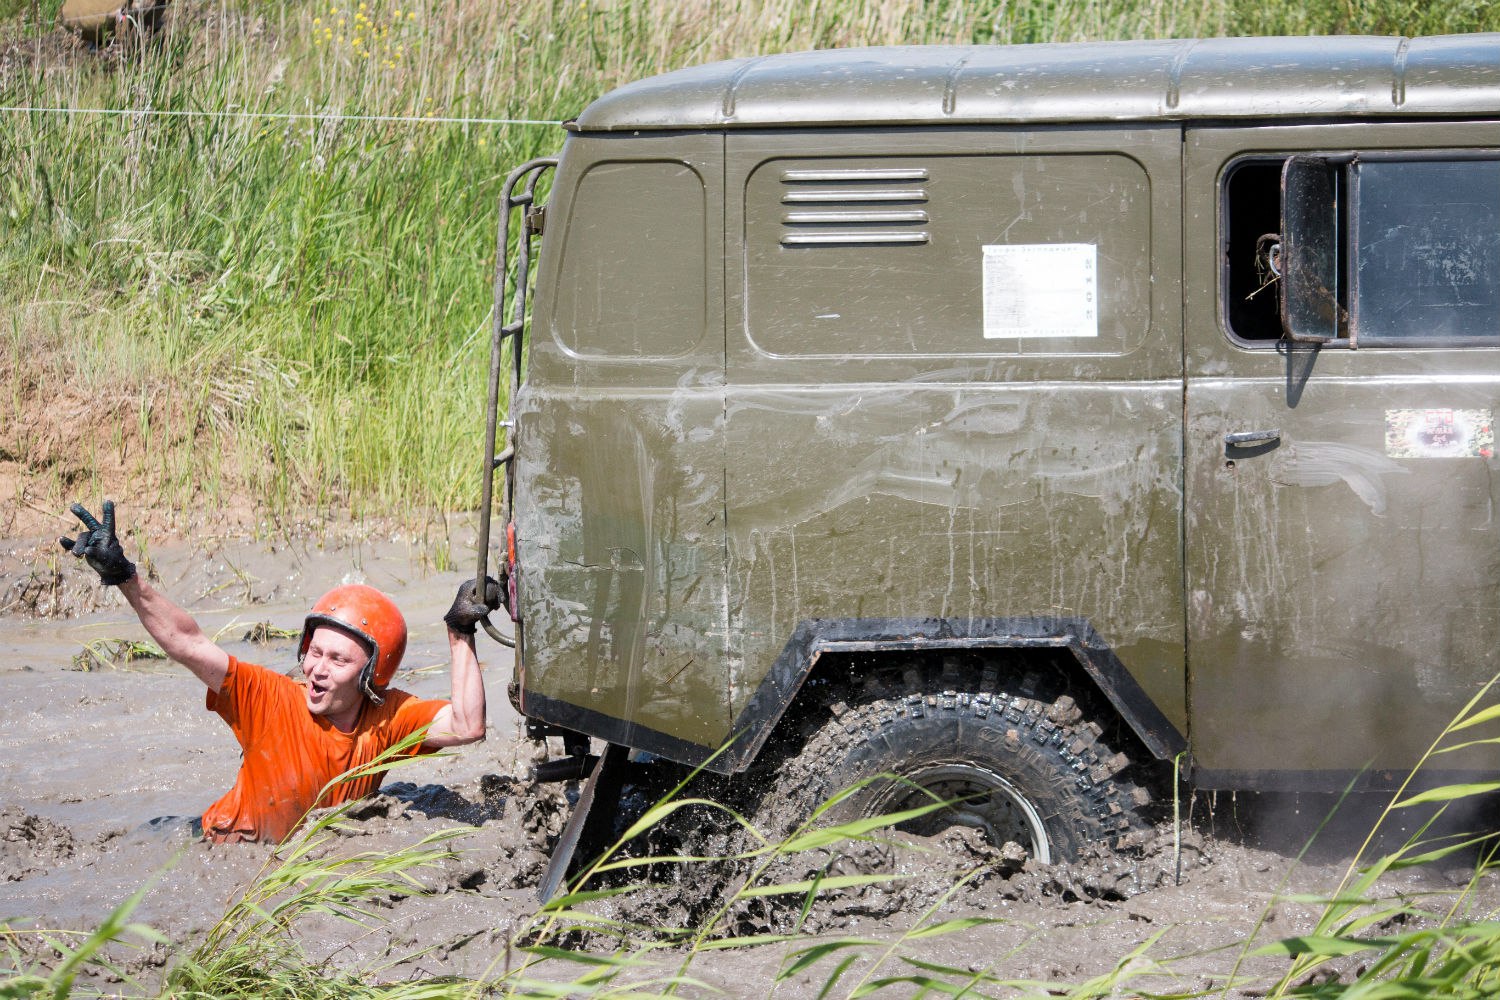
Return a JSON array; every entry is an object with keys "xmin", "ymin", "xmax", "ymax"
[
  {"xmin": 2, "ymin": 523, "xmax": 1497, "ymax": 996},
  {"xmin": 0, "ymin": 521, "xmax": 554, "ymax": 985}
]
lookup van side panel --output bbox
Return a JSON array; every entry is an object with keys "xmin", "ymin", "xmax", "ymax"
[{"xmin": 723, "ymin": 127, "xmax": 1187, "ymax": 742}]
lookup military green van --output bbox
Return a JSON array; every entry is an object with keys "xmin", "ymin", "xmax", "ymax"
[{"xmin": 475, "ymin": 34, "xmax": 1500, "ymax": 893}]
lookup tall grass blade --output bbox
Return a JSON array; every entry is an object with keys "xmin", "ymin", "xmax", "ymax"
[
  {"xmin": 693, "ymin": 933, "xmax": 799, "ymax": 951},
  {"xmin": 779, "ymin": 798, "xmax": 952, "ymax": 852},
  {"xmin": 814, "ymin": 954, "xmax": 862, "ymax": 1000},
  {"xmin": 739, "ymin": 873, "xmax": 913, "ymax": 898},
  {"xmin": 1254, "ymin": 935, "xmax": 1396, "ymax": 958},
  {"xmin": 905, "ymin": 916, "xmax": 1005, "ymax": 940},
  {"xmin": 1447, "ymin": 702, "xmax": 1500, "ymax": 732},
  {"xmin": 778, "ymin": 937, "xmax": 883, "ymax": 981},
  {"xmin": 518, "ymin": 945, "xmax": 654, "ymax": 969},
  {"xmin": 1393, "ymin": 782, "xmax": 1500, "ymax": 808}
]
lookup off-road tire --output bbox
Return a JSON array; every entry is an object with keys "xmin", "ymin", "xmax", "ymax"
[
  {"xmin": 594, "ymin": 662, "xmax": 1153, "ymax": 938},
  {"xmin": 753, "ymin": 661, "xmax": 1152, "ymax": 862}
]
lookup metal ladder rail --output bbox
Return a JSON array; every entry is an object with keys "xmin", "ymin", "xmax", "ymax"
[{"xmin": 477, "ymin": 157, "xmax": 557, "ymax": 648}]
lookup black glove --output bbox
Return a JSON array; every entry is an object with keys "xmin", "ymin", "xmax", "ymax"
[
  {"xmin": 444, "ymin": 575, "xmax": 505, "ymax": 635},
  {"xmin": 59, "ymin": 500, "xmax": 137, "ymax": 587}
]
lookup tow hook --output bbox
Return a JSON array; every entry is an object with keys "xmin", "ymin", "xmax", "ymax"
[
  {"xmin": 527, "ymin": 722, "xmax": 593, "ymax": 782},
  {"xmin": 531, "ymin": 754, "xmax": 599, "ymax": 783}
]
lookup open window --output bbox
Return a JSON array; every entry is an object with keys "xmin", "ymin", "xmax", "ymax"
[{"xmin": 1224, "ymin": 151, "xmax": 1500, "ymax": 347}]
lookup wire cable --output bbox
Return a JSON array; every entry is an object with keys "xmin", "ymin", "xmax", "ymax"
[{"xmin": 0, "ymin": 105, "xmax": 564, "ymax": 126}]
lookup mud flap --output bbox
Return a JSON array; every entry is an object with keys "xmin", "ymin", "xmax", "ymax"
[{"xmin": 537, "ymin": 742, "xmax": 629, "ymax": 902}]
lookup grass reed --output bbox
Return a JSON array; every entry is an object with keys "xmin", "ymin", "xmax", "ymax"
[{"xmin": 69, "ymin": 635, "xmax": 165, "ymax": 670}]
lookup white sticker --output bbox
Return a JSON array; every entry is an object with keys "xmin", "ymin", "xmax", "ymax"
[{"xmin": 982, "ymin": 243, "xmax": 1098, "ymax": 339}]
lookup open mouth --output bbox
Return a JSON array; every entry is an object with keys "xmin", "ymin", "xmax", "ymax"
[{"xmin": 310, "ymin": 681, "xmax": 329, "ymax": 698}]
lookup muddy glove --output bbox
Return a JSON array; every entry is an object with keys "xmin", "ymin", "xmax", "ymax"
[
  {"xmin": 59, "ymin": 500, "xmax": 137, "ymax": 586},
  {"xmin": 444, "ymin": 575, "xmax": 505, "ymax": 636}
]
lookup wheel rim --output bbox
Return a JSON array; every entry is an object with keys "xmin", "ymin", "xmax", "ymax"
[{"xmin": 866, "ymin": 763, "xmax": 1053, "ymax": 864}]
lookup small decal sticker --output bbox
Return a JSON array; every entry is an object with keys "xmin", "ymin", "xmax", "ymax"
[
  {"xmin": 982, "ymin": 243, "xmax": 1097, "ymax": 339},
  {"xmin": 1385, "ymin": 408, "xmax": 1494, "ymax": 458}
]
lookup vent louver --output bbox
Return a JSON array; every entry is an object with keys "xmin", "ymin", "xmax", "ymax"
[{"xmin": 779, "ymin": 167, "xmax": 930, "ymax": 246}]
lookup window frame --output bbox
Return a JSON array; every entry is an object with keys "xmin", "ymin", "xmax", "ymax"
[{"xmin": 1220, "ymin": 148, "xmax": 1500, "ymax": 351}]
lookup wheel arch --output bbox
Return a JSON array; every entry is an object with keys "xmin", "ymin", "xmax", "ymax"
[{"xmin": 726, "ymin": 617, "xmax": 1186, "ymax": 774}]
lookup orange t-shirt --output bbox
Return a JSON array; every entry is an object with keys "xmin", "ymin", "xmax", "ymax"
[{"xmin": 200, "ymin": 656, "xmax": 446, "ymax": 844}]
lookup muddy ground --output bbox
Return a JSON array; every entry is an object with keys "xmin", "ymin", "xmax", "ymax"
[{"xmin": 3, "ymin": 519, "xmax": 1498, "ymax": 997}]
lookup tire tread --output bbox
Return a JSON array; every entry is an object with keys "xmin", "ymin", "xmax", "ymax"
[{"xmin": 756, "ymin": 660, "xmax": 1153, "ymax": 857}]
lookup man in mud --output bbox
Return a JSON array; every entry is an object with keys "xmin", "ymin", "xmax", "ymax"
[{"xmin": 60, "ymin": 500, "xmax": 504, "ymax": 844}]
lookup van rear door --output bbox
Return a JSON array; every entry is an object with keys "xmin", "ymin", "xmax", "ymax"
[{"xmin": 512, "ymin": 132, "xmax": 731, "ymax": 761}]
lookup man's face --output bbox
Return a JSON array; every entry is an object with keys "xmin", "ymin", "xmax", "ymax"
[{"xmin": 301, "ymin": 625, "xmax": 370, "ymax": 722}]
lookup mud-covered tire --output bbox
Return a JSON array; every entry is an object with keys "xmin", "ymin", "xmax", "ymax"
[{"xmin": 754, "ymin": 663, "xmax": 1152, "ymax": 863}]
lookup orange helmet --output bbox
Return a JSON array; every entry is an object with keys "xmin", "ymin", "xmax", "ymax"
[{"xmin": 298, "ymin": 584, "xmax": 408, "ymax": 705}]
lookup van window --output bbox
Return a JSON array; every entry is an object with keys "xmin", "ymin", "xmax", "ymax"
[
  {"xmin": 1223, "ymin": 153, "xmax": 1500, "ymax": 347},
  {"xmin": 744, "ymin": 154, "xmax": 1152, "ymax": 358},
  {"xmin": 555, "ymin": 161, "xmax": 707, "ymax": 359},
  {"xmin": 1352, "ymin": 158, "xmax": 1500, "ymax": 344}
]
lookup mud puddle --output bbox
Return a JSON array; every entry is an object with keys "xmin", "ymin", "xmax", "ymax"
[{"xmin": 2, "ymin": 524, "xmax": 1498, "ymax": 997}]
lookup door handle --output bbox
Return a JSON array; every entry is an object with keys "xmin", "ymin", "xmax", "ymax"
[{"xmin": 1225, "ymin": 429, "xmax": 1281, "ymax": 447}]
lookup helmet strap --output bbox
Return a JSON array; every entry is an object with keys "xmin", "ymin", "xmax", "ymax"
[{"xmin": 358, "ymin": 659, "xmax": 386, "ymax": 706}]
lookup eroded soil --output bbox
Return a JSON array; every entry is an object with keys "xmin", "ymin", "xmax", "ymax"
[{"xmin": 3, "ymin": 524, "xmax": 1498, "ymax": 997}]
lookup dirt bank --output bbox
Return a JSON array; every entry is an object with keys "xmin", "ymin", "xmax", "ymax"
[{"xmin": 2, "ymin": 524, "xmax": 1497, "ymax": 997}]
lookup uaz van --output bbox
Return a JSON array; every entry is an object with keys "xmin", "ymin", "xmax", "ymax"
[{"xmin": 472, "ymin": 34, "xmax": 1500, "ymax": 895}]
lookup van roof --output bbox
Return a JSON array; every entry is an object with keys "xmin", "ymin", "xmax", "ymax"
[{"xmin": 573, "ymin": 35, "xmax": 1500, "ymax": 132}]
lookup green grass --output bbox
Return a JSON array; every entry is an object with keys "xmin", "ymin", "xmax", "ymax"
[{"xmin": 4, "ymin": 1, "xmax": 1495, "ymax": 521}]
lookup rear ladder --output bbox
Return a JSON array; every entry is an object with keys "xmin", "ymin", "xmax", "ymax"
[{"xmin": 475, "ymin": 157, "xmax": 556, "ymax": 648}]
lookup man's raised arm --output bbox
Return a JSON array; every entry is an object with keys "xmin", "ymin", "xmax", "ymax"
[
  {"xmin": 420, "ymin": 577, "xmax": 502, "ymax": 749},
  {"xmin": 62, "ymin": 501, "xmax": 229, "ymax": 692}
]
